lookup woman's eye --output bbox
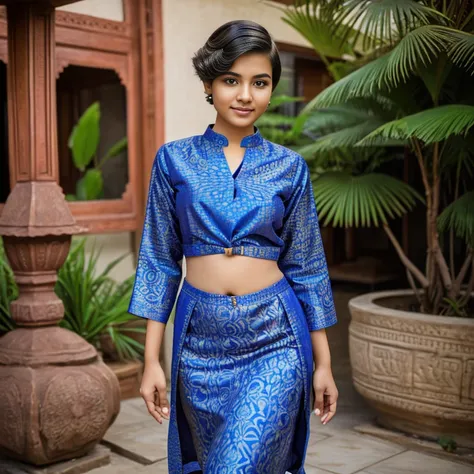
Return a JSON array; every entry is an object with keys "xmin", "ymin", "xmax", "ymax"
[
  {"xmin": 255, "ymin": 80, "xmax": 268, "ymax": 87},
  {"xmin": 225, "ymin": 78, "xmax": 237, "ymax": 85}
]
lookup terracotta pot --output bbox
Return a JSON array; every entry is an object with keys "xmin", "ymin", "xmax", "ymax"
[
  {"xmin": 348, "ymin": 290, "xmax": 474, "ymax": 448},
  {"xmin": 106, "ymin": 360, "xmax": 144, "ymax": 400},
  {"xmin": 98, "ymin": 319, "xmax": 147, "ymax": 362}
]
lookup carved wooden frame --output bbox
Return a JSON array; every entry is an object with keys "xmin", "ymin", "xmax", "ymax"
[{"xmin": 0, "ymin": 0, "xmax": 164, "ymax": 234}]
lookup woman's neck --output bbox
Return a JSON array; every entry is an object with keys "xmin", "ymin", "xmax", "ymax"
[{"xmin": 212, "ymin": 116, "xmax": 254, "ymax": 147}]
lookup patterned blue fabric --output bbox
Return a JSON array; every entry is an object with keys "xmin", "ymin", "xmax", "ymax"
[
  {"xmin": 178, "ymin": 276, "xmax": 305, "ymax": 473},
  {"xmin": 128, "ymin": 124, "xmax": 337, "ymax": 332},
  {"xmin": 170, "ymin": 276, "xmax": 315, "ymax": 474}
]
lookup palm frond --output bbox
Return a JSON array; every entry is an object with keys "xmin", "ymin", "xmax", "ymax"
[
  {"xmin": 313, "ymin": 171, "xmax": 423, "ymax": 227},
  {"xmin": 302, "ymin": 53, "xmax": 392, "ymax": 110},
  {"xmin": 333, "ymin": 0, "xmax": 449, "ymax": 50},
  {"xmin": 277, "ymin": 0, "xmax": 356, "ymax": 59},
  {"xmin": 437, "ymin": 191, "xmax": 474, "ymax": 246},
  {"xmin": 302, "ymin": 25, "xmax": 463, "ymax": 111},
  {"xmin": 447, "ymin": 30, "xmax": 474, "ymax": 74},
  {"xmin": 300, "ymin": 119, "xmax": 387, "ymax": 156},
  {"xmin": 385, "ymin": 25, "xmax": 451, "ymax": 85},
  {"xmin": 358, "ymin": 105, "xmax": 474, "ymax": 145}
]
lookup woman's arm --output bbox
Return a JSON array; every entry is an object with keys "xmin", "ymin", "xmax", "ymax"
[
  {"xmin": 311, "ymin": 328, "xmax": 338, "ymax": 425},
  {"xmin": 311, "ymin": 328, "xmax": 331, "ymax": 368},
  {"xmin": 144, "ymin": 320, "xmax": 166, "ymax": 364}
]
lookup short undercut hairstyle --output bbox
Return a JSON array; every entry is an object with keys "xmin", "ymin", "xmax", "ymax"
[{"xmin": 192, "ymin": 20, "xmax": 281, "ymax": 91}]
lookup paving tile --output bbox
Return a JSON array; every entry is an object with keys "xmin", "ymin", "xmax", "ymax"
[
  {"xmin": 308, "ymin": 431, "xmax": 332, "ymax": 446},
  {"xmin": 103, "ymin": 418, "xmax": 169, "ymax": 464},
  {"xmin": 361, "ymin": 450, "xmax": 474, "ymax": 474},
  {"xmin": 87, "ymin": 451, "xmax": 143, "ymax": 474},
  {"xmin": 137, "ymin": 459, "xmax": 169, "ymax": 474},
  {"xmin": 303, "ymin": 466, "xmax": 339, "ymax": 474},
  {"xmin": 107, "ymin": 397, "xmax": 154, "ymax": 429},
  {"xmin": 304, "ymin": 431, "xmax": 405, "ymax": 474}
]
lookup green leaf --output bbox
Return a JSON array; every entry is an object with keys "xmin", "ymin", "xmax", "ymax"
[
  {"xmin": 278, "ymin": 0, "xmax": 356, "ymax": 60},
  {"xmin": 266, "ymin": 95, "xmax": 306, "ymax": 111},
  {"xmin": 256, "ymin": 113, "xmax": 297, "ymax": 128},
  {"xmin": 68, "ymin": 102, "xmax": 100, "ymax": 171},
  {"xmin": 98, "ymin": 137, "xmax": 128, "ymax": 169},
  {"xmin": 333, "ymin": 0, "xmax": 448, "ymax": 51},
  {"xmin": 417, "ymin": 52, "xmax": 452, "ymax": 104},
  {"xmin": 302, "ymin": 53, "xmax": 392, "ymax": 111},
  {"xmin": 437, "ymin": 191, "xmax": 474, "ymax": 246},
  {"xmin": 76, "ymin": 169, "xmax": 104, "ymax": 201},
  {"xmin": 300, "ymin": 119, "xmax": 386, "ymax": 156},
  {"xmin": 446, "ymin": 30, "xmax": 474, "ymax": 74},
  {"xmin": 313, "ymin": 171, "xmax": 423, "ymax": 228},
  {"xmin": 302, "ymin": 25, "xmax": 459, "ymax": 111},
  {"xmin": 55, "ymin": 237, "xmax": 141, "ymax": 360},
  {"xmin": 358, "ymin": 105, "xmax": 474, "ymax": 145}
]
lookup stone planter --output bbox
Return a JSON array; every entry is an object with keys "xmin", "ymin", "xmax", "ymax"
[{"xmin": 348, "ymin": 290, "xmax": 474, "ymax": 448}]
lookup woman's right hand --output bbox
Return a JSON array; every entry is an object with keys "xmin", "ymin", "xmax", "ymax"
[{"xmin": 140, "ymin": 360, "xmax": 170, "ymax": 424}]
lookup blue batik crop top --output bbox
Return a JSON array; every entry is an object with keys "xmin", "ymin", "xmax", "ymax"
[{"xmin": 128, "ymin": 124, "xmax": 337, "ymax": 331}]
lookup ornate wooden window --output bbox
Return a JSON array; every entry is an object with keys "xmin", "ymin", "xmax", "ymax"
[{"xmin": 0, "ymin": 0, "xmax": 164, "ymax": 234}]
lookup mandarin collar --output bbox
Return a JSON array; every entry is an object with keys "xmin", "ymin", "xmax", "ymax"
[{"xmin": 203, "ymin": 124, "xmax": 263, "ymax": 148}]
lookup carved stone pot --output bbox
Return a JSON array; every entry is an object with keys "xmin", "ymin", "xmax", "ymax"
[
  {"xmin": 0, "ymin": 234, "xmax": 121, "ymax": 465},
  {"xmin": 348, "ymin": 290, "xmax": 474, "ymax": 448}
]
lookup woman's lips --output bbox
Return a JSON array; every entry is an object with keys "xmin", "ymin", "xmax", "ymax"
[{"xmin": 231, "ymin": 107, "xmax": 254, "ymax": 116}]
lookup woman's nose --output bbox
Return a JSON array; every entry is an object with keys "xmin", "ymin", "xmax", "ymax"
[{"xmin": 237, "ymin": 85, "xmax": 252, "ymax": 102}]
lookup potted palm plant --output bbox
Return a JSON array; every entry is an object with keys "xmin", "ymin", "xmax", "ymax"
[{"xmin": 275, "ymin": 0, "xmax": 474, "ymax": 447}]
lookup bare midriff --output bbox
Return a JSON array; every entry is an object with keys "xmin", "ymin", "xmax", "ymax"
[{"xmin": 184, "ymin": 254, "xmax": 284, "ymax": 296}]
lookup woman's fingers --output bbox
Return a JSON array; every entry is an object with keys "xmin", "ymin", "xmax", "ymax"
[
  {"xmin": 141, "ymin": 388, "xmax": 163, "ymax": 424},
  {"xmin": 321, "ymin": 400, "xmax": 337, "ymax": 424},
  {"xmin": 146, "ymin": 399, "xmax": 163, "ymax": 424},
  {"xmin": 155, "ymin": 390, "xmax": 170, "ymax": 420}
]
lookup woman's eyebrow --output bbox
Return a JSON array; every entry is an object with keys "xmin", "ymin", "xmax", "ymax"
[{"xmin": 224, "ymin": 71, "xmax": 272, "ymax": 79}]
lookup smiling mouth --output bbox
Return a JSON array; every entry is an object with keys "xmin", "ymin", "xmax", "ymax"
[{"xmin": 232, "ymin": 107, "xmax": 254, "ymax": 112}]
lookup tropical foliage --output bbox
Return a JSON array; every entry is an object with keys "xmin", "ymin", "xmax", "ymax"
[
  {"xmin": 0, "ymin": 236, "xmax": 145, "ymax": 360},
  {"xmin": 67, "ymin": 101, "xmax": 128, "ymax": 201},
  {"xmin": 273, "ymin": 0, "xmax": 474, "ymax": 316},
  {"xmin": 255, "ymin": 76, "xmax": 313, "ymax": 147}
]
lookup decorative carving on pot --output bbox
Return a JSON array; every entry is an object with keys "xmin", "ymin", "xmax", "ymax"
[{"xmin": 348, "ymin": 290, "xmax": 474, "ymax": 448}]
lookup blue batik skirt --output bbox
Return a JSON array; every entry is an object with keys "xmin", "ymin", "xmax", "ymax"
[{"xmin": 168, "ymin": 275, "xmax": 315, "ymax": 474}]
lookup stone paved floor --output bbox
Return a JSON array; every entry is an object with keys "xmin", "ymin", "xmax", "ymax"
[{"xmin": 89, "ymin": 288, "xmax": 474, "ymax": 474}]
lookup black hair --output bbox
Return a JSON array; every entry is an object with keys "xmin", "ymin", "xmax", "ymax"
[{"xmin": 192, "ymin": 20, "xmax": 281, "ymax": 92}]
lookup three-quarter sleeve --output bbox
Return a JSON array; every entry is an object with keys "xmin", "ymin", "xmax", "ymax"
[
  {"xmin": 278, "ymin": 156, "xmax": 337, "ymax": 331},
  {"xmin": 128, "ymin": 145, "xmax": 183, "ymax": 324}
]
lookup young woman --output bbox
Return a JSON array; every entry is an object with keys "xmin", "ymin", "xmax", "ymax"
[{"xmin": 128, "ymin": 20, "xmax": 339, "ymax": 474}]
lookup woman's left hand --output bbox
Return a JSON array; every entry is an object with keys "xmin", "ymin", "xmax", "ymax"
[{"xmin": 312, "ymin": 366, "xmax": 338, "ymax": 425}]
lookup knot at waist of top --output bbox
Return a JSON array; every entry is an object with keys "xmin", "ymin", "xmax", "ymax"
[{"xmin": 224, "ymin": 246, "xmax": 244, "ymax": 256}]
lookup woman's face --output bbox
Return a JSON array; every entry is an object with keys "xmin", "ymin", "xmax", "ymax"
[{"xmin": 204, "ymin": 52, "xmax": 273, "ymax": 130}]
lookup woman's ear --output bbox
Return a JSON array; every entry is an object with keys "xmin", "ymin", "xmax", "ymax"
[{"xmin": 203, "ymin": 81, "xmax": 212, "ymax": 95}]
